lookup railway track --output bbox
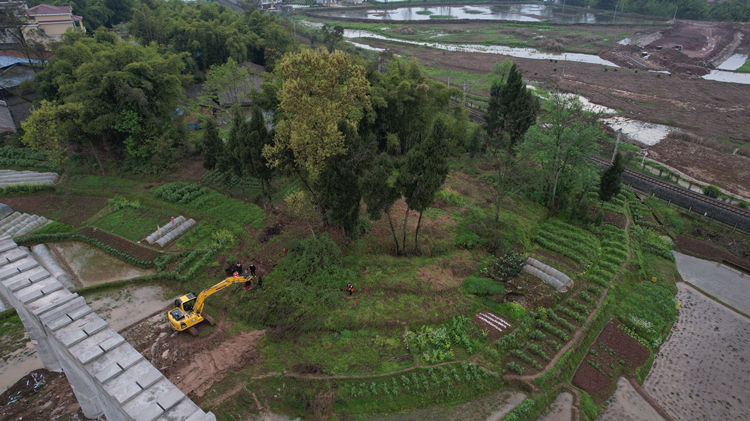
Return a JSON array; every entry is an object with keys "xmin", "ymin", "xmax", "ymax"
[{"xmin": 590, "ymin": 156, "xmax": 750, "ymax": 220}]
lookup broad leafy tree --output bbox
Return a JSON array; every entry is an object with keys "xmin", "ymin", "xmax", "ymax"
[
  {"xmin": 523, "ymin": 92, "xmax": 602, "ymax": 210},
  {"xmin": 263, "ymin": 49, "xmax": 370, "ymax": 181},
  {"xmin": 33, "ymin": 31, "xmax": 191, "ymax": 172},
  {"xmin": 246, "ymin": 107, "xmax": 275, "ymax": 210}
]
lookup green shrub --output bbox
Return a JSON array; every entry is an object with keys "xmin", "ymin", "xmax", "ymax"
[
  {"xmin": 31, "ymin": 222, "xmax": 73, "ymax": 235},
  {"xmin": 579, "ymin": 391, "xmax": 598, "ymax": 420},
  {"xmin": 108, "ymin": 196, "xmax": 142, "ymax": 210},
  {"xmin": 0, "ymin": 183, "xmax": 53, "ymax": 195},
  {"xmin": 502, "ymin": 398, "xmax": 535, "ymax": 421},
  {"xmin": 702, "ymin": 185, "xmax": 721, "ymax": 198},
  {"xmin": 281, "ymin": 233, "xmax": 355, "ymax": 288},
  {"xmin": 486, "ymin": 250, "xmax": 527, "ymax": 282},
  {"xmin": 594, "ymin": 210, "xmax": 604, "ymax": 226},
  {"xmin": 0, "ymin": 146, "xmax": 64, "ymax": 173}
]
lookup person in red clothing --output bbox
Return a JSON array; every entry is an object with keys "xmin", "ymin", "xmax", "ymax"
[{"xmin": 347, "ymin": 283, "xmax": 354, "ymax": 296}]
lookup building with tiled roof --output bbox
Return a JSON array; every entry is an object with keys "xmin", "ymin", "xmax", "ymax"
[{"xmin": 24, "ymin": 4, "xmax": 85, "ymax": 39}]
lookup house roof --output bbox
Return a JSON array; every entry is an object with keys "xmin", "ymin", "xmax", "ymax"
[
  {"xmin": 26, "ymin": 4, "xmax": 73, "ymax": 16},
  {"xmin": 0, "ymin": 56, "xmax": 41, "ymax": 69}
]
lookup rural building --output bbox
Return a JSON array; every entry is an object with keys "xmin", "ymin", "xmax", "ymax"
[{"xmin": 23, "ymin": 4, "xmax": 84, "ymax": 39}]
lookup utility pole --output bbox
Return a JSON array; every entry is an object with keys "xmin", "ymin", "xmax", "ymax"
[
  {"xmin": 613, "ymin": 3, "xmax": 618, "ymax": 24},
  {"xmin": 463, "ymin": 79, "xmax": 467, "ymax": 107},
  {"xmin": 293, "ymin": 18, "xmax": 296, "ymax": 38},
  {"xmin": 673, "ymin": 6, "xmax": 678, "ymax": 20},
  {"xmin": 611, "ymin": 129, "xmax": 621, "ymax": 162}
]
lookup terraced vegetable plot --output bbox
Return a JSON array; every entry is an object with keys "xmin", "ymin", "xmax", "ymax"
[
  {"xmin": 0, "ymin": 195, "xmax": 108, "ymax": 226},
  {"xmin": 571, "ymin": 319, "xmax": 650, "ymax": 403},
  {"xmin": 644, "ymin": 283, "xmax": 750, "ymax": 421},
  {"xmin": 534, "ymin": 219, "xmax": 600, "ymax": 267}
]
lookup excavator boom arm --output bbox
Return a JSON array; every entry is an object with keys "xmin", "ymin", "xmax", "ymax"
[{"xmin": 194, "ymin": 276, "xmax": 250, "ymax": 315}]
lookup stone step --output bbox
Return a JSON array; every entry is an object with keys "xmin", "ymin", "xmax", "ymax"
[{"xmin": 0, "ymin": 212, "xmax": 24, "ymax": 232}]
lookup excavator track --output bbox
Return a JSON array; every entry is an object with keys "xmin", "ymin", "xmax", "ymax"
[
  {"xmin": 204, "ymin": 314, "xmax": 216, "ymax": 326},
  {"xmin": 188, "ymin": 327, "xmax": 199, "ymax": 337}
]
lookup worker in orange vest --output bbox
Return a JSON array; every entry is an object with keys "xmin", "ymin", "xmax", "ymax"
[{"xmin": 347, "ymin": 283, "xmax": 354, "ymax": 296}]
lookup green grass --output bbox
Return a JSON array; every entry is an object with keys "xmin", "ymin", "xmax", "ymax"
[
  {"xmin": 429, "ymin": 15, "xmax": 455, "ymax": 19},
  {"xmin": 94, "ymin": 207, "xmax": 174, "ymax": 242},
  {"xmin": 30, "ymin": 221, "xmax": 74, "ymax": 234},
  {"xmin": 67, "ymin": 175, "xmax": 141, "ymax": 190},
  {"xmin": 736, "ymin": 57, "xmax": 750, "ymax": 73},
  {"xmin": 416, "ymin": 10, "xmax": 433, "ymax": 15}
]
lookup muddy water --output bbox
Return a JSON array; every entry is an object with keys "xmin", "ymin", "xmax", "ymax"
[
  {"xmin": 702, "ymin": 69, "xmax": 750, "ymax": 85},
  {"xmin": 53, "ymin": 242, "xmax": 156, "ymax": 287},
  {"xmin": 341, "ymin": 29, "xmax": 621, "ymax": 67},
  {"xmin": 317, "ymin": 4, "xmax": 656, "ymax": 24},
  {"xmin": 717, "ymin": 53, "xmax": 748, "ymax": 71},
  {"xmin": 600, "ymin": 116, "xmax": 676, "ymax": 146},
  {"xmin": 0, "ymin": 339, "xmax": 44, "ymax": 393},
  {"xmin": 0, "ymin": 285, "xmax": 175, "ymax": 394},
  {"xmin": 86, "ymin": 285, "xmax": 176, "ymax": 332}
]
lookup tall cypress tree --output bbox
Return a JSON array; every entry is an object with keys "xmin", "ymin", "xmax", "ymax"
[
  {"xmin": 200, "ymin": 118, "xmax": 223, "ymax": 171},
  {"xmin": 599, "ymin": 152, "xmax": 625, "ymax": 202}
]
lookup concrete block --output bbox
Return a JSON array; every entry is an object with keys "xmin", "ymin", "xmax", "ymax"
[
  {"xmin": 46, "ymin": 315, "xmax": 73, "ymax": 331},
  {"xmin": 34, "ymin": 293, "xmax": 80, "ymax": 317},
  {"xmin": 99, "ymin": 335, "xmax": 125, "ymax": 352},
  {"xmin": 27, "ymin": 290, "xmax": 74, "ymax": 314},
  {"xmin": 157, "ymin": 388, "xmax": 185, "ymax": 412},
  {"xmin": 58, "ymin": 328, "xmax": 87, "ymax": 347},
  {"xmin": 82, "ymin": 317, "xmax": 108, "ymax": 336},
  {"xmin": 70, "ymin": 328, "xmax": 120, "ymax": 364},
  {"xmin": 39, "ymin": 294, "xmax": 86, "ymax": 327},
  {"xmin": 0, "ymin": 241, "xmax": 16, "ymax": 253},
  {"xmin": 41, "ymin": 281, "xmax": 63, "ymax": 295},
  {"xmin": 29, "ymin": 271, "xmax": 49, "ymax": 283},
  {"xmin": 5, "ymin": 249, "xmax": 27, "ymax": 263},
  {"xmin": 0, "ymin": 266, "xmax": 19, "ymax": 281},
  {"xmin": 16, "ymin": 259, "xmax": 39, "ymax": 272},
  {"xmin": 133, "ymin": 403, "xmax": 164, "ymax": 421},
  {"xmin": 86, "ymin": 343, "xmax": 141, "ymax": 383},
  {"xmin": 104, "ymin": 359, "xmax": 157, "ymax": 404},
  {"xmin": 75, "ymin": 341, "xmax": 104, "ymax": 364},
  {"xmin": 54, "ymin": 313, "xmax": 101, "ymax": 347},
  {"xmin": 156, "ymin": 398, "xmax": 199, "ymax": 421},
  {"xmin": 184, "ymin": 410, "xmax": 216, "ymax": 421},
  {"xmin": 135, "ymin": 364, "xmax": 163, "ymax": 390},
  {"xmin": 4, "ymin": 275, "xmax": 29, "ymax": 291},
  {"xmin": 124, "ymin": 379, "xmax": 181, "ymax": 421},
  {"xmin": 19, "ymin": 288, "xmax": 43, "ymax": 304},
  {"xmin": 67, "ymin": 305, "xmax": 92, "ymax": 321}
]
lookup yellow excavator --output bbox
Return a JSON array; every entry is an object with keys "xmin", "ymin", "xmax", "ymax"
[{"xmin": 167, "ymin": 274, "xmax": 252, "ymax": 336}]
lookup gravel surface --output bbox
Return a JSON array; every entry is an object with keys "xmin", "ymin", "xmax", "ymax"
[
  {"xmin": 644, "ymin": 282, "xmax": 750, "ymax": 421},
  {"xmin": 673, "ymin": 251, "xmax": 750, "ymax": 315},
  {"xmin": 597, "ymin": 377, "xmax": 666, "ymax": 421}
]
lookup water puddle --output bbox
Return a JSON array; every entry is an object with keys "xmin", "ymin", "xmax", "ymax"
[
  {"xmin": 0, "ymin": 339, "xmax": 44, "ymax": 393},
  {"xmin": 342, "ymin": 29, "xmax": 620, "ymax": 66},
  {"xmin": 561, "ymin": 93, "xmax": 617, "ymax": 114},
  {"xmin": 600, "ymin": 116, "xmax": 676, "ymax": 146},
  {"xmin": 702, "ymin": 69, "xmax": 750, "ymax": 85},
  {"xmin": 52, "ymin": 242, "xmax": 155, "ymax": 287},
  {"xmin": 316, "ymin": 3, "xmax": 656, "ymax": 24},
  {"xmin": 717, "ymin": 53, "xmax": 748, "ymax": 71},
  {"xmin": 86, "ymin": 285, "xmax": 176, "ymax": 332}
]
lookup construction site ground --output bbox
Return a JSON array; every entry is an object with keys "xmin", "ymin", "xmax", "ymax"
[{"xmin": 354, "ymin": 20, "xmax": 750, "ymax": 199}]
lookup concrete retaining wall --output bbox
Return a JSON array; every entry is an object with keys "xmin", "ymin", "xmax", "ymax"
[
  {"xmin": 145, "ymin": 216, "xmax": 187, "ymax": 244},
  {"xmin": 623, "ymin": 173, "xmax": 750, "ymax": 232},
  {"xmin": 0, "ymin": 236, "xmax": 216, "ymax": 421},
  {"xmin": 31, "ymin": 243, "xmax": 77, "ymax": 291}
]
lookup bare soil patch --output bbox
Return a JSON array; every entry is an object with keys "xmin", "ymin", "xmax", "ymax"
[
  {"xmin": 506, "ymin": 271, "xmax": 562, "ymax": 310},
  {"xmin": 604, "ymin": 211, "xmax": 628, "ymax": 229},
  {"xmin": 644, "ymin": 282, "xmax": 750, "ymax": 421},
  {"xmin": 0, "ymin": 194, "xmax": 109, "ymax": 226},
  {"xmin": 676, "ymin": 234, "xmax": 750, "ymax": 270},
  {"xmin": 0, "ymin": 369, "xmax": 85, "ymax": 421},
  {"xmin": 572, "ymin": 319, "xmax": 650, "ymax": 403}
]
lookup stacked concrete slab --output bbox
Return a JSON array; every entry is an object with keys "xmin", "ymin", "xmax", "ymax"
[
  {"xmin": 0, "ymin": 169, "xmax": 59, "ymax": 187},
  {"xmin": 31, "ymin": 244, "xmax": 77, "ymax": 291},
  {"xmin": 0, "ymin": 236, "xmax": 216, "ymax": 421},
  {"xmin": 0, "ymin": 211, "xmax": 50, "ymax": 237}
]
